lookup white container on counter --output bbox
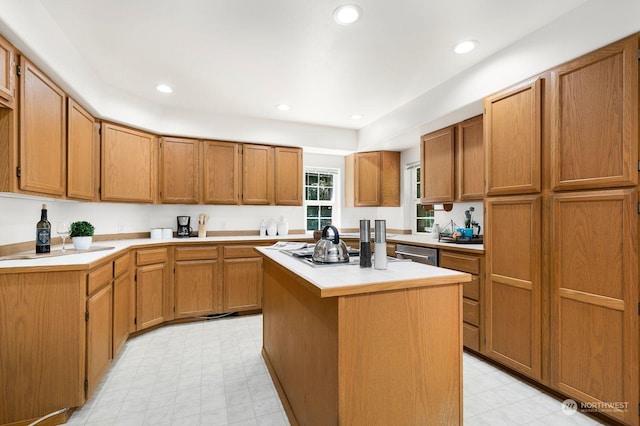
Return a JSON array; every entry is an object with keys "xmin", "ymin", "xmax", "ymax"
[
  {"xmin": 162, "ymin": 228, "xmax": 173, "ymax": 238},
  {"xmin": 150, "ymin": 228, "xmax": 163, "ymax": 239},
  {"xmin": 267, "ymin": 219, "xmax": 278, "ymax": 236}
]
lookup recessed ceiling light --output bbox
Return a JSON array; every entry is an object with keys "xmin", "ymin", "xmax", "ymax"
[
  {"xmin": 276, "ymin": 104, "xmax": 291, "ymax": 111},
  {"xmin": 351, "ymin": 114, "xmax": 363, "ymax": 120},
  {"xmin": 155, "ymin": 84, "xmax": 173, "ymax": 93},
  {"xmin": 333, "ymin": 4, "xmax": 362, "ymax": 25},
  {"xmin": 453, "ymin": 40, "xmax": 478, "ymax": 54}
]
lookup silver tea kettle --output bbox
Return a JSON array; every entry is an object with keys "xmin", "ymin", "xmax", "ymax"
[{"xmin": 312, "ymin": 225, "xmax": 350, "ymax": 263}]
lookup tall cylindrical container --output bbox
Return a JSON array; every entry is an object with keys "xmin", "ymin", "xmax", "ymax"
[
  {"xmin": 374, "ymin": 220, "xmax": 387, "ymax": 270},
  {"xmin": 359, "ymin": 219, "xmax": 372, "ymax": 267}
]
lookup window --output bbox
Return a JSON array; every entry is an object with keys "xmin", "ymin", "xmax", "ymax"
[
  {"xmin": 305, "ymin": 169, "xmax": 339, "ymax": 231},
  {"xmin": 412, "ymin": 166, "xmax": 434, "ymax": 233}
]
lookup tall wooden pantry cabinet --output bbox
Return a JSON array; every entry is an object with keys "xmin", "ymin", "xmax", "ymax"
[{"xmin": 483, "ymin": 34, "xmax": 639, "ymax": 426}]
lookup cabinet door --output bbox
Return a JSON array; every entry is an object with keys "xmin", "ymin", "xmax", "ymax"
[
  {"xmin": 550, "ymin": 189, "xmax": 637, "ymax": 425},
  {"xmin": 112, "ymin": 271, "xmax": 130, "ymax": 358},
  {"xmin": 242, "ymin": 144, "xmax": 273, "ymax": 205},
  {"xmin": 0, "ymin": 34, "xmax": 15, "ymax": 107},
  {"xmin": 101, "ymin": 123, "xmax": 157, "ymax": 203},
  {"xmin": 136, "ymin": 263, "xmax": 167, "ymax": 330},
  {"xmin": 19, "ymin": 57, "xmax": 66, "ymax": 196},
  {"xmin": 380, "ymin": 151, "xmax": 400, "ymax": 206},
  {"xmin": 86, "ymin": 284, "xmax": 113, "ymax": 397},
  {"xmin": 67, "ymin": 99, "xmax": 98, "ymax": 200},
  {"xmin": 274, "ymin": 146, "xmax": 302, "ymax": 205},
  {"xmin": 160, "ymin": 137, "xmax": 200, "ymax": 204},
  {"xmin": 203, "ymin": 140, "xmax": 240, "ymax": 204},
  {"xmin": 485, "ymin": 195, "xmax": 542, "ymax": 380},
  {"xmin": 175, "ymin": 259, "xmax": 221, "ymax": 317},
  {"xmin": 456, "ymin": 115, "xmax": 484, "ymax": 200},
  {"xmin": 421, "ymin": 126, "xmax": 455, "ymax": 203},
  {"xmin": 550, "ymin": 35, "xmax": 638, "ymax": 191},
  {"xmin": 353, "ymin": 151, "xmax": 382, "ymax": 206},
  {"xmin": 484, "ymin": 78, "xmax": 541, "ymax": 195},
  {"xmin": 223, "ymin": 257, "xmax": 263, "ymax": 312}
]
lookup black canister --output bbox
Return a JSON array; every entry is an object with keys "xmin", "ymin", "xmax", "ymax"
[{"xmin": 359, "ymin": 219, "xmax": 372, "ymax": 267}]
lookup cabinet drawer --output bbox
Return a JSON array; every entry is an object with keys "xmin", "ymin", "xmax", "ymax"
[
  {"xmin": 463, "ymin": 323, "xmax": 480, "ymax": 352},
  {"xmin": 463, "ymin": 275, "xmax": 480, "ymax": 301},
  {"xmin": 175, "ymin": 246, "xmax": 218, "ymax": 261},
  {"xmin": 136, "ymin": 248, "xmax": 168, "ymax": 265},
  {"xmin": 88, "ymin": 262, "xmax": 112, "ymax": 295},
  {"xmin": 463, "ymin": 298, "xmax": 480, "ymax": 326},
  {"xmin": 113, "ymin": 254, "xmax": 129, "ymax": 279},
  {"xmin": 440, "ymin": 251, "xmax": 480, "ymax": 274},
  {"xmin": 224, "ymin": 245, "xmax": 261, "ymax": 259}
]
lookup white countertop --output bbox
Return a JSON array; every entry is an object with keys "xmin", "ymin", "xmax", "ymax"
[
  {"xmin": 0, "ymin": 235, "xmax": 308, "ymax": 270},
  {"xmin": 0, "ymin": 232, "xmax": 482, "ymax": 271},
  {"xmin": 257, "ymin": 246, "xmax": 471, "ymax": 298}
]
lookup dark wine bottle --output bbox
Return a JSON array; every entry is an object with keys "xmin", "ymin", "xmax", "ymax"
[{"xmin": 35, "ymin": 204, "xmax": 51, "ymax": 254}]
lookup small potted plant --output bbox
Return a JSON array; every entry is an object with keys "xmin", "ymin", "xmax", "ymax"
[{"xmin": 69, "ymin": 221, "xmax": 95, "ymax": 250}]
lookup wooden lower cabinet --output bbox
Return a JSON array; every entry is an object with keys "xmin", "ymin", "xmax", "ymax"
[
  {"xmin": 550, "ymin": 189, "xmax": 638, "ymax": 426},
  {"xmin": 485, "ymin": 195, "xmax": 542, "ymax": 380},
  {"xmin": 174, "ymin": 246, "xmax": 221, "ymax": 317},
  {"xmin": 0, "ymin": 271, "xmax": 86, "ymax": 424},
  {"xmin": 440, "ymin": 249, "xmax": 484, "ymax": 352},
  {"xmin": 112, "ymin": 253, "xmax": 131, "ymax": 357},
  {"xmin": 223, "ymin": 245, "xmax": 263, "ymax": 312},
  {"xmin": 86, "ymin": 279, "xmax": 112, "ymax": 397},
  {"xmin": 136, "ymin": 247, "xmax": 171, "ymax": 330}
]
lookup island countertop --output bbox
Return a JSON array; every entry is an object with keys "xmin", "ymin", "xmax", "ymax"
[{"xmin": 256, "ymin": 246, "xmax": 471, "ymax": 298}]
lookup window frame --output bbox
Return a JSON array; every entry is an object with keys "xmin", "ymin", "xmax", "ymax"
[{"xmin": 303, "ymin": 168, "xmax": 340, "ymax": 232}]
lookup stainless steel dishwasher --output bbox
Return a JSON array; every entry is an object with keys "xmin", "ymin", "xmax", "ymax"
[{"xmin": 395, "ymin": 244, "xmax": 438, "ymax": 266}]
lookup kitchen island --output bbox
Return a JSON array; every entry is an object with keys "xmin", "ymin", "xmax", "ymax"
[{"xmin": 257, "ymin": 248, "xmax": 471, "ymax": 426}]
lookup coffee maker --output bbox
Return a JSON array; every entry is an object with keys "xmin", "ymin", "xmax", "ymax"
[{"xmin": 177, "ymin": 216, "xmax": 192, "ymax": 238}]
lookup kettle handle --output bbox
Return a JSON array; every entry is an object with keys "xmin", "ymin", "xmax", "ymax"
[{"xmin": 321, "ymin": 225, "xmax": 340, "ymax": 244}]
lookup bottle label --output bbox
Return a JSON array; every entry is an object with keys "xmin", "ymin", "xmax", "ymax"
[{"xmin": 36, "ymin": 228, "xmax": 50, "ymax": 245}]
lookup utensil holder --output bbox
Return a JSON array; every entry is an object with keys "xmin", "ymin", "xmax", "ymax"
[{"xmin": 198, "ymin": 224, "xmax": 206, "ymax": 238}]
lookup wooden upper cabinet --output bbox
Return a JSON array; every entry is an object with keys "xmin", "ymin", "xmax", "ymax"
[
  {"xmin": 456, "ymin": 115, "xmax": 484, "ymax": 200},
  {"xmin": 484, "ymin": 77, "xmax": 542, "ymax": 196},
  {"xmin": 19, "ymin": 57, "xmax": 66, "ymax": 196},
  {"xmin": 346, "ymin": 151, "xmax": 400, "ymax": 207},
  {"xmin": 101, "ymin": 123, "xmax": 158, "ymax": 203},
  {"xmin": 203, "ymin": 140, "xmax": 240, "ymax": 204},
  {"xmin": 160, "ymin": 137, "xmax": 200, "ymax": 204},
  {"xmin": 421, "ymin": 126, "xmax": 455, "ymax": 204},
  {"xmin": 0, "ymin": 34, "xmax": 16, "ymax": 108},
  {"xmin": 67, "ymin": 98, "xmax": 98, "ymax": 201},
  {"xmin": 274, "ymin": 146, "xmax": 303, "ymax": 206},
  {"xmin": 242, "ymin": 144, "xmax": 273, "ymax": 205},
  {"xmin": 550, "ymin": 35, "xmax": 638, "ymax": 191}
]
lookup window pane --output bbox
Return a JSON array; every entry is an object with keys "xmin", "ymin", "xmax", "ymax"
[
  {"xmin": 307, "ymin": 219, "xmax": 319, "ymax": 230},
  {"xmin": 320, "ymin": 206, "xmax": 332, "ymax": 217},
  {"xmin": 305, "ymin": 187, "xmax": 318, "ymax": 201},
  {"xmin": 319, "ymin": 174, "xmax": 333, "ymax": 186},
  {"xmin": 320, "ymin": 218, "xmax": 332, "ymax": 228},
  {"xmin": 416, "ymin": 203, "xmax": 427, "ymax": 218},
  {"xmin": 307, "ymin": 205, "xmax": 319, "ymax": 217},
  {"xmin": 319, "ymin": 187, "xmax": 333, "ymax": 201},
  {"xmin": 306, "ymin": 173, "xmax": 318, "ymax": 185},
  {"xmin": 417, "ymin": 219, "xmax": 428, "ymax": 233}
]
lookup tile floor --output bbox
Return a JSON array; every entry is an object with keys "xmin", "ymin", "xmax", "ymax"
[{"xmin": 66, "ymin": 314, "xmax": 605, "ymax": 426}]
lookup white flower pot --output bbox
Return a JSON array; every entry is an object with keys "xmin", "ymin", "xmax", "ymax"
[{"xmin": 72, "ymin": 236, "xmax": 92, "ymax": 250}]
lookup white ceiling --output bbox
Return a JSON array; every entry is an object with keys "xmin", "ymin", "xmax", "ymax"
[{"xmin": 37, "ymin": 0, "xmax": 590, "ymax": 131}]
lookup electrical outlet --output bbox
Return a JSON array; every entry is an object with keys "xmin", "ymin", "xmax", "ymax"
[{"xmin": 117, "ymin": 224, "xmax": 125, "ymax": 233}]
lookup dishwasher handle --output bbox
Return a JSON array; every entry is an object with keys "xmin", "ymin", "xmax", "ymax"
[{"xmin": 395, "ymin": 250, "xmax": 437, "ymax": 266}]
